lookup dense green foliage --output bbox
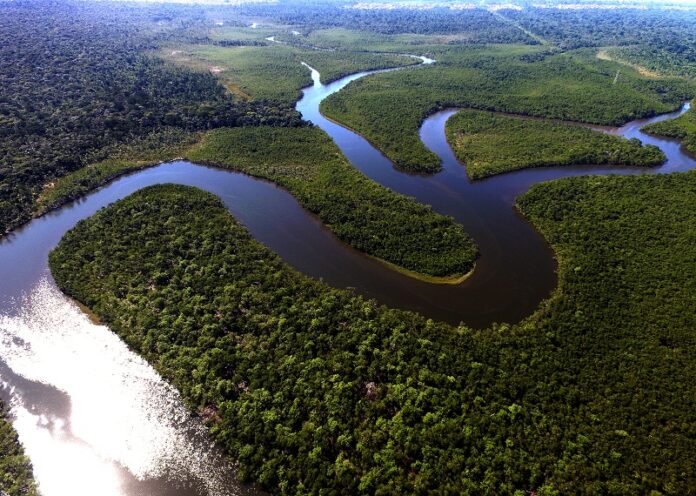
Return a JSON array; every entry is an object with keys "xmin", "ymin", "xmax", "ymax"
[
  {"xmin": 322, "ymin": 46, "xmax": 692, "ymax": 172},
  {"xmin": 0, "ymin": 0, "xmax": 302, "ymax": 236},
  {"xmin": 0, "ymin": 403, "xmax": 37, "ymax": 496},
  {"xmin": 507, "ymin": 9, "xmax": 696, "ymax": 80},
  {"xmin": 51, "ymin": 175, "xmax": 696, "ymax": 495},
  {"xmin": 8, "ymin": 2, "xmax": 696, "ymax": 492},
  {"xmin": 186, "ymin": 127, "xmax": 476, "ymax": 277},
  {"xmin": 446, "ymin": 109, "xmax": 665, "ymax": 179},
  {"xmin": 160, "ymin": 43, "xmax": 415, "ymax": 103},
  {"xmin": 507, "ymin": 8, "xmax": 696, "ymax": 60},
  {"xmin": 241, "ymin": 2, "xmax": 535, "ymax": 43},
  {"xmin": 33, "ymin": 123, "xmax": 476, "ymax": 278},
  {"xmin": 35, "ymin": 129, "xmax": 200, "ymax": 216},
  {"xmin": 600, "ymin": 46, "xmax": 696, "ymax": 80},
  {"xmin": 642, "ymin": 105, "xmax": 696, "ymax": 155}
]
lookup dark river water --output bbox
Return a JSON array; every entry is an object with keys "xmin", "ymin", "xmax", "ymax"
[
  {"xmin": 0, "ymin": 56, "xmax": 694, "ymax": 495},
  {"xmin": 298, "ymin": 63, "xmax": 694, "ymax": 326}
]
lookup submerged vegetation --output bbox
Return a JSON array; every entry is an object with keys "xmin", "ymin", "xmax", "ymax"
[
  {"xmin": 51, "ymin": 173, "xmax": 696, "ymax": 495},
  {"xmin": 0, "ymin": 403, "xmax": 37, "ymax": 496},
  {"xmin": 642, "ymin": 104, "xmax": 696, "ymax": 155},
  {"xmin": 446, "ymin": 109, "xmax": 665, "ymax": 179},
  {"xmin": 322, "ymin": 46, "xmax": 692, "ymax": 172}
]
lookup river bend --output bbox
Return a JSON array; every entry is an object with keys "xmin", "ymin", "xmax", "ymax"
[{"xmin": 0, "ymin": 57, "xmax": 694, "ymax": 495}]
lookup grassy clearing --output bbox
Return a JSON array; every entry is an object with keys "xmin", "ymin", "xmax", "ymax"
[
  {"xmin": 158, "ymin": 43, "xmax": 414, "ymax": 103},
  {"xmin": 446, "ymin": 109, "xmax": 665, "ymax": 179},
  {"xmin": 322, "ymin": 46, "xmax": 693, "ymax": 173},
  {"xmin": 51, "ymin": 171, "xmax": 696, "ymax": 494},
  {"xmin": 158, "ymin": 44, "xmax": 311, "ymax": 102},
  {"xmin": 301, "ymin": 50, "xmax": 417, "ymax": 84}
]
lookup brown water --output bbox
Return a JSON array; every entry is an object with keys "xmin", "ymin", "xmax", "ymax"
[{"xmin": 0, "ymin": 57, "xmax": 693, "ymax": 495}]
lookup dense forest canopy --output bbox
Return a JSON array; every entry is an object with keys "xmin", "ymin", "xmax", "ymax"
[
  {"xmin": 2, "ymin": 1, "xmax": 696, "ymax": 494},
  {"xmin": 322, "ymin": 45, "xmax": 693, "ymax": 172},
  {"xmin": 0, "ymin": 401, "xmax": 37, "ymax": 496},
  {"xmin": 506, "ymin": 8, "xmax": 696, "ymax": 55},
  {"xmin": 240, "ymin": 1, "xmax": 536, "ymax": 42},
  {"xmin": 0, "ymin": 0, "xmax": 302, "ymax": 235},
  {"xmin": 445, "ymin": 109, "xmax": 665, "ymax": 179},
  {"xmin": 50, "ymin": 174, "xmax": 696, "ymax": 495},
  {"xmin": 506, "ymin": 7, "xmax": 696, "ymax": 79}
]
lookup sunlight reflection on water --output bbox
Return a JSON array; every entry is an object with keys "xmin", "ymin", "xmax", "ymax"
[{"xmin": 0, "ymin": 279, "xmax": 242, "ymax": 496}]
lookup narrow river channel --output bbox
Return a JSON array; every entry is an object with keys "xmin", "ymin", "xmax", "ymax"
[{"xmin": 0, "ymin": 57, "xmax": 694, "ymax": 495}]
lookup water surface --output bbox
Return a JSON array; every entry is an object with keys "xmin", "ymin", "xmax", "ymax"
[
  {"xmin": 0, "ymin": 58, "xmax": 694, "ymax": 495},
  {"xmin": 297, "ymin": 64, "xmax": 695, "ymax": 327}
]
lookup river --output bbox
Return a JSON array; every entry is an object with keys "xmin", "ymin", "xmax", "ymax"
[{"xmin": 0, "ymin": 57, "xmax": 694, "ymax": 495}]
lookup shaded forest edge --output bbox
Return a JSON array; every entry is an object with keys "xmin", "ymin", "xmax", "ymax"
[
  {"xmin": 50, "ymin": 175, "xmax": 696, "ymax": 495},
  {"xmin": 445, "ymin": 108, "xmax": 665, "ymax": 179},
  {"xmin": 0, "ymin": 402, "xmax": 38, "ymax": 496}
]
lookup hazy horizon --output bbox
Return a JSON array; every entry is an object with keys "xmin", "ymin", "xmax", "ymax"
[{"xmin": 82, "ymin": 0, "xmax": 696, "ymax": 10}]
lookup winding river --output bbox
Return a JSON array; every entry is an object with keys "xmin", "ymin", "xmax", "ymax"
[{"xmin": 0, "ymin": 57, "xmax": 694, "ymax": 495}]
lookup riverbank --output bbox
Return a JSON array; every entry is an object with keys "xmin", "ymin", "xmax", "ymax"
[
  {"xmin": 31, "ymin": 126, "xmax": 476, "ymax": 281},
  {"xmin": 0, "ymin": 402, "xmax": 37, "ymax": 496},
  {"xmin": 49, "ymin": 170, "xmax": 696, "ymax": 494},
  {"xmin": 642, "ymin": 101, "xmax": 696, "ymax": 154},
  {"xmin": 445, "ymin": 108, "xmax": 666, "ymax": 179},
  {"xmin": 186, "ymin": 126, "xmax": 476, "ymax": 278},
  {"xmin": 320, "ymin": 46, "xmax": 693, "ymax": 173},
  {"xmin": 370, "ymin": 255, "xmax": 474, "ymax": 285},
  {"xmin": 34, "ymin": 129, "xmax": 202, "ymax": 218}
]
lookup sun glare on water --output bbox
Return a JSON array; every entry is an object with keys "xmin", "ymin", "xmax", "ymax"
[{"xmin": 0, "ymin": 279, "xmax": 242, "ymax": 496}]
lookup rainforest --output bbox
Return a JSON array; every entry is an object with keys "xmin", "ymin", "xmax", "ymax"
[{"xmin": 1, "ymin": 1, "xmax": 695, "ymax": 495}]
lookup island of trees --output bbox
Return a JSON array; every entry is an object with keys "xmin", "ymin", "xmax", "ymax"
[
  {"xmin": 50, "ymin": 172, "xmax": 696, "ymax": 495},
  {"xmin": 1, "ymin": 1, "xmax": 696, "ymax": 494},
  {"xmin": 445, "ymin": 109, "xmax": 665, "ymax": 179}
]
